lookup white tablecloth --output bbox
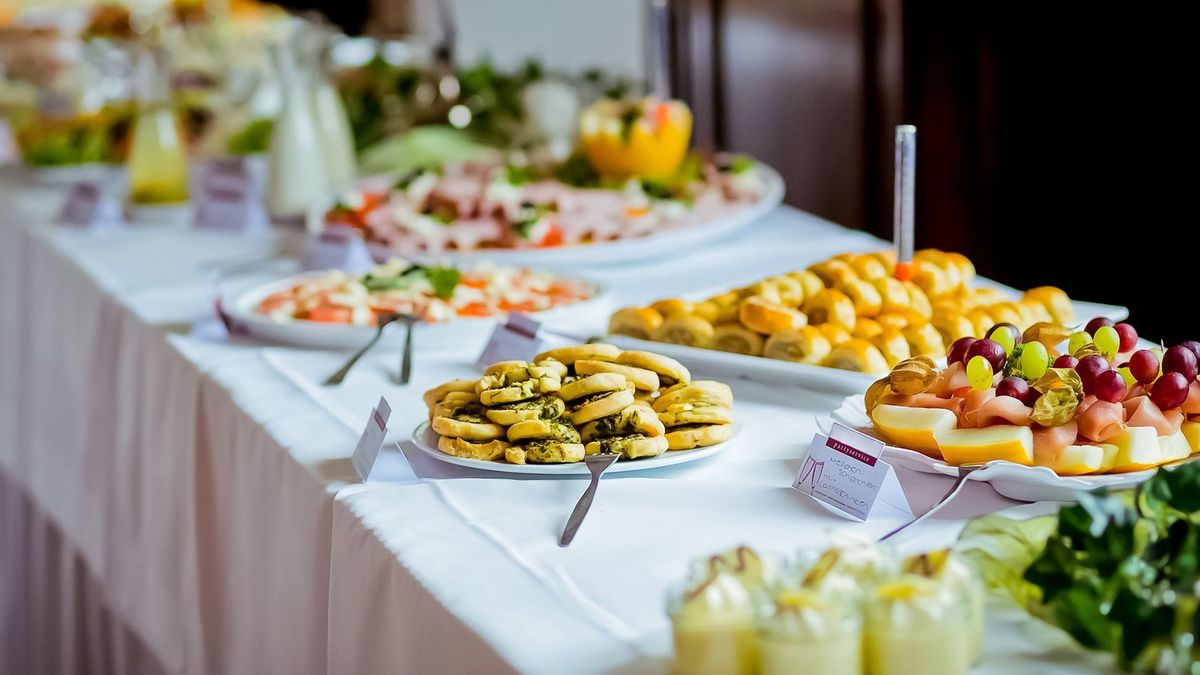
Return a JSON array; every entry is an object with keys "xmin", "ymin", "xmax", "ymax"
[{"xmin": 0, "ymin": 172, "xmax": 1110, "ymax": 674}]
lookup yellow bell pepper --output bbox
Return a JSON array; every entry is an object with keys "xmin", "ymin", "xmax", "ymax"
[{"xmin": 579, "ymin": 97, "xmax": 692, "ymax": 180}]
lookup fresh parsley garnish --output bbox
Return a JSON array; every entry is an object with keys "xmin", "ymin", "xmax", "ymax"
[
  {"xmin": 423, "ymin": 266, "xmax": 461, "ymax": 299},
  {"xmin": 505, "ymin": 164, "xmax": 534, "ymax": 185}
]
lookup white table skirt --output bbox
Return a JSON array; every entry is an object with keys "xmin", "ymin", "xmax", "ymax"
[{"xmin": 0, "ymin": 174, "xmax": 1111, "ymax": 674}]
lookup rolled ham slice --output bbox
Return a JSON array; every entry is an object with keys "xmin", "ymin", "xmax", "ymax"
[
  {"xmin": 1077, "ymin": 400, "xmax": 1126, "ymax": 443},
  {"xmin": 879, "ymin": 393, "xmax": 966, "ymax": 418},
  {"xmin": 931, "ymin": 362, "xmax": 969, "ymax": 397},
  {"xmin": 1033, "ymin": 421, "xmax": 1078, "ymax": 465},
  {"xmin": 1181, "ymin": 380, "xmax": 1200, "ymax": 415},
  {"xmin": 964, "ymin": 394, "xmax": 1034, "ymax": 428},
  {"xmin": 1123, "ymin": 395, "xmax": 1183, "ymax": 436}
]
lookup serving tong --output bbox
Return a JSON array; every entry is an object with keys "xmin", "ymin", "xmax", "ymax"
[{"xmin": 323, "ymin": 312, "xmax": 419, "ymax": 386}]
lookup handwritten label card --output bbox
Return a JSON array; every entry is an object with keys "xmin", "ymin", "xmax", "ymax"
[
  {"xmin": 56, "ymin": 182, "xmax": 123, "ymax": 230},
  {"xmin": 193, "ymin": 157, "xmax": 271, "ymax": 235},
  {"xmin": 300, "ymin": 226, "xmax": 376, "ymax": 273},
  {"xmin": 352, "ymin": 397, "xmax": 392, "ymax": 482},
  {"xmin": 793, "ymin": 423, "xmax": 912, "ymax": 521}
]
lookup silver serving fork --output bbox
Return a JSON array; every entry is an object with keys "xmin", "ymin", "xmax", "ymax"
[{"xmin": 559, "ymin": 452, "xmax": 620, "ymax": 547}]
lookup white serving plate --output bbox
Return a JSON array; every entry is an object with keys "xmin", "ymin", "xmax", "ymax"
[
  {"xmin": 826, "ymin": 394, "xmax": 1198, "ymax": 502},
  {"xmin": 222, "ymin": 270, "xmax": 611, "ymax": 351},
  {"xmin": 608, "ymin": 294, "xmax": 1128, "ymax": 396},
  {"xmin": 411, "ymin": 420, "xmax": 739, "ymax": 475},
  {"xmin": 307, "ymin": 164, "xmax": 785, "ymax": 268},
  {"xmin": 24, "ymin": 163, "xmax": 116, "ymax": 185}
]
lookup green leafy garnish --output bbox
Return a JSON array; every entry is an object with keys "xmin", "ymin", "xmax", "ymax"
[
  {"xmin": 423, "ymin": 266, "xmax": 461, "ymax": 299},
  {"xmin": 505, "ymin": 163, "xmax": 535, "ymax": 185},
  {"xmin": 958, "ymin": 463, "xmax": 1200, "ymax": 671},
  {"xmin": 225, "ymin": 118, "xmax": 274, "ymax": 156},
  {"xmin": 555, "ymin": 151, "xmax": 600, "ymax": 188},
  {"xmin": 640, "ymin": 180, "xmax": 675, "ymax": 201},
  {"xmin": 618, "ymin": 103, "xmax": 641, "ymax": 143},
  {"xmin": 730, "ymin": 154, "xmax": 756, "ymax": 174},
  {"xmin": 1004, "ymin": 343, "xmax": 1027, "ymax": 378}
]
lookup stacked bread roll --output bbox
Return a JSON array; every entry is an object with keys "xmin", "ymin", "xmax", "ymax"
[
  {"xmin": 424, "ymin": 344, "xmax": 736, "ymax": 464},
  {"xmin": 609, "ymin": 248, "xmax": 1075, "ymax": 376}
]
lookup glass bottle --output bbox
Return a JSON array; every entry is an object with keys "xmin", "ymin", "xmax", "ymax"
[
  {"xmin": 128, "ymin": 46, "xmax": 189, "ymax": 205},
  {"xmin": 265, "ymin": 41, "xmax": 329, "ymax": 221},
  {"xmin": 310, "ymin": 32, "xmax": 356, "ymax": 191}
]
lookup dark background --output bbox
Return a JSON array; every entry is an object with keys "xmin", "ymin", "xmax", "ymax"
[{"xmin": 290, "ymin": 0, "xmax": 1196, "ymax": 342}]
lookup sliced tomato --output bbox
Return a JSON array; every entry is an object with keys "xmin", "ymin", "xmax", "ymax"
[
  {"xmin": 459, "ymin": 275, "xmax": 488, "ymax": 290},
  {"xmin": 258, "ymin": 291, "xmax": 293, "ymax": 313},
  {"xmin": 457, "ymin": 302, "xmax": 492, "ymax": 318},
  {"xmin": 498, "ymin": 300, "xmax": 539, "ymax": 313},
  {"xmin": 536, "ymin": 223, "xmax": 564, "ymax": 248},
  {"xmin": 653, "ymin": 102, "xmax": 672, "ymax": 131},
  {"xmin": 306, "ymin": 305, "xmax": 354, "ymax": 323}
]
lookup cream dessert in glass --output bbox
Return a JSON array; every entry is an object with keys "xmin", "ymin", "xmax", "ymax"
[{"xmin": 863, "ymin": 575, "xmax": 971, "ymax": 675}]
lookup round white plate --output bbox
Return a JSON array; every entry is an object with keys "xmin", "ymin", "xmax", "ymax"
[
  {"xmin": 222, "ymin": 270, "xmax": 610, "ymax": 351},
  {"xmin": 308, "ymin": 165, "xmax": 785, "ymax": 268},
  {"xmin": 827, "ymin": 394, "xmax": 1197, "ymax": 502},
  {"xmin": 411, "ymin": 420, "xmax": 739, "ymax": 475}
]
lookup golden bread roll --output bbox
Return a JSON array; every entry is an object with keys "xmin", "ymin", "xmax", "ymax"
[
  {"xmin": 763, "ymin": 326, "xmax": 832, "ymax": 364},
  {"xmin": 871, "ymin": 276, "xmax": 911, "ymax": 315},
  {"xmin": 567, "ymin": 389, "xmax": 637, "ymax": 425},
  {"xmin": 423, "ymin": 379, "xmax": 478, "ymax": 411},
  {"xmin": 804, "ymin": 288, "xmax": 857, "ymax": 332},
  {"xmin": 966, "ymin": 307, "xmax": 995, "ymax": 337},
  {"xmin": 651, "ymin": 298, "xmax": 694, "ymax": 318},
  {"xmin": 838, "ymin": 279, "xmax": 883, "ymax": 317},
  {"xmin": 769, "ymin": 275, "xmax": 806, "ymax": 307},
  {"xmin": 808, "ymin": 259, "xmax": 859, "ymax": 288},
  {"xmin": 658, "ymin": 402, "xmax": 734, "ymax": 427},
  {"xmin": 535, "ymin": 343, "xmax": 620, "ymax": 367},
  {"xmin": 1022, "ymin": 286, "xmax": 1074, "ymax": 325},
  {"xmin": 931, "ymin": 311, "xmax": 976, "ymax": 346},
  {"xmin": 559, "ymin": 373, "xmax": 627, "ymax": 401},
  {"xmin": 824, "ymin": 338, "xmax": 890, "ymax": 375},
  {"xmin": 653, "ymin": 314, "xmax": 715, "ymax": 348},
  {"xmin": 852, "ymin": 317, "xmax": 883, "ymax": 339},
  {"xmin": 712, "ymin": 323, "xmax": 766, "ymax": 356},
  {"xmin": 438, "ymin": 436, "xmax": 510, "ymax": 461},
  {"xmin": 876, "ymin": 313, "xmax": 908, "ymax": 331},
  {"xmin": 739, "ymin": 296, "xmax": 806, "ymax": 334},
  {"xmin": 665, "ymin": 424, "xmax": 734, "ymax": 450},
  {"xmin": 787, "ymin": 270, "xmax": 825, "ymax": 304},
  {"xmin": 608, "ymin": 307, "xmax": 663, "ymax": 340},
  {"xmin": 987, "ymin": 302, "xmax": 1024, "ymax": 328},
  {"xmin": 615, "ymin": 350, "xmax": 691, "ymax": 386},
  {"xmin": 654, "ymin": 381, "xmax": 735, "ymax": 411},
  {"xmin": 902, "ymin": 281, "xmax": 933, "ymax": 319},
  {"xmin": 902, "ymin": 322, "xmax": 946, "ymax": 358},
  {"xmin": 871, "ymin": 327, "xmax": 912, "ymax": 368},
  {"xmin": 849, "ymin": 254, "xmax": 888, "ymax": 280},
  {"xmin": 431, "ymin": 414, "xmax": 507, "ymax": 441},
  {"xmin": 574, "ymin": 359, "xmax": 660, "ymax": 391},
  {"xmin": 814, "ymin": 322, "xmax": 852, "ymax": 346}
]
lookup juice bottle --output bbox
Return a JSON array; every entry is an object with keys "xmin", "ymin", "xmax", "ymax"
[{"xmin": 128, "ymin": 46, "xmax": 189, "ymax": 205}]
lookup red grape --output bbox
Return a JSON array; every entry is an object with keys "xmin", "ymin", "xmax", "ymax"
[
  {"xmin": 997, "ymin": 376, "xmax": 1038, "ymax": 406},
  {"xmin": 1092, "ymin": 370, "xmax": 1128, "ymax": 403},
  {"xmin": 1053, "ymin": 354, "xmax": 1079, "ymax": 369},
  {"xmin": 1179, "ymin": 340, "xmax": 1200, "ymax": 364},
  {"xmin": 1151, "ymin": 371, "xmax": 1190, "ymax": 410},
  {"xmin": 985, "ymin": 322, "xmax": 1022, "ymax": 345},
  {"xmin": 1129, "ymin": 349, "xmax": 1159, "ymax": 384},
  {"xmin": 1075, "ymin": 354, "xmax": 1111, "ymax": 394},
  {"xmin": 1114, "ymin": 323, "xmax": 1138, "ymax": 352},
  {"xmin": 967, "ymin": 338, "xmax": 1007, "ymax": 372},
  {"xmin": 948, "ymin": 337, "xmax": 977, "ymax": 365},
  {"xmin": 1163, "ymin": 345, "xmax": 1198, "ymax": 381},
  {"xmin": 1085, "ymin": 317, "xmax": 1115, "ymax": 335}
]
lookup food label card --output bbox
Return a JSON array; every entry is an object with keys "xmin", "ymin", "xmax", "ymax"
[
  {"xmin": 300, "ymin": 226, "xmax": 376, "ymax": 273},
  {"xmin": 352, "ymin": 397, "xmax": 392, "ymax": 481},
  {"xmin": 476, "ymin": 314, "xmax": 547, "ymax": 369},
  {"xmin": 193, "ymin": 157, "xmax": 271, "ymax": 235},
  {"xmin": 793, "ymin": 423, "xmax": 912, "ymax": 521},
  {"xmin": 57, "ymin": 182, "xmax": 123, "ymax": 230}
]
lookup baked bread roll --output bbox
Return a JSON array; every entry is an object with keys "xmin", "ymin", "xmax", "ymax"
[
  {"xmin": 614, "ymin": 350, "xmax": 691, "ymax": 386},
  {"xmin": 608, "ymin": 307, "xmax": 663, "ymax": 340},
  {"xmin": 438, "ymin": 436, "xmax": 509, "ymax": 461},
  {"xmin": 665, "ymin": 424, "xmax": 734, "ymax": 450},
  {"xmin": 763, "ymin": 326, "xmax": 832, "ymax": 364},
  {"xmin": 825, "ymin": 338, "xmax": 890, "ymax": 375},
  {"xmin": 713, "ymin": 323, "xmax": 766, "ymax": 356}
]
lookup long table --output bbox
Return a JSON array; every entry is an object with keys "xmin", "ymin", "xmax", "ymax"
[{"xmin": 0, "ymin": 173, "xmax": 1111, "ymax": 674}]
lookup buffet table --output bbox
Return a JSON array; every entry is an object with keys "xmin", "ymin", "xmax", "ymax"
[{"xmin": 0, "ymin": 174, "xmax": 1111, "ymax": 674}]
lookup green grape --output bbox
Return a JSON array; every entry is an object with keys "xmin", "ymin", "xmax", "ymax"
[
  {"xmin": 1093, "ymin": 325, "xmax": 1120, "ymax": 359},
  {"xmin": 967, "ymin": 355, "xmax": 994, "ymax": 391},
  {"xmin": 1068, "ymin": 331, "xmax": 1092, "ymax": 355},
  {"xmin": 1118, "ymin": 366, "xmax": 1137, "ymax": 388},
  {"xmin": 1021, "ymin": 341, "xmax": 1049, "ymax": 380},
  {"xmin": 992, "ymin": 328, "xmax": 1016, "ymax": 356}
]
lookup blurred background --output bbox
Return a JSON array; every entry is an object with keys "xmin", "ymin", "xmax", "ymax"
[{"xmin": 3, "ymin": 0, "xmax": 1192, "ymax": 340}]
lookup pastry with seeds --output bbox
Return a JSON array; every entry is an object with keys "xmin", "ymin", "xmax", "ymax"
[
  {"xmin": 665, "ymin": 424, "xmax": 734, "ymax": 450},
  {"xmin": 506, "ymin": 419, "xmax": 582, "ymax": 444},
  {"xmin": 579, "ymin": 404, "xmax": 665, "ymax": 442},
  {"xmin": 438, "ymin": 436, "xmax": 510, "ymax": 461},
  {"xmin": 534, "ymin": 343, "xmax": 620, "ymax": 367},
  {"xmin": 585, "ymin": 434, "xmax": 669, "ymax": 459},
  {"xmin": 614, "ymin": 350, "xmax": 691, "ymax": 386},
  {"xmin": 573, "ymin": 359, "xmax": 660, "ymax": 391},
  {"xmin": 423, "ymin": 379, "xmax": 478, "ymax": 412},
  {"xmin": 657, "ymin": 402, "xmax": 734, "ymax": 427},
  {"xmin": 483, "ymin": 395, "xmax": 565, "ymax": 425},
  {"xmin": 653, "ymin": 381, "xmax": 734, "ymax": 412}
]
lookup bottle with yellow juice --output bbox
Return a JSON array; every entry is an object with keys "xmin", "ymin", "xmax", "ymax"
[
  {"xmin": 578, "ymin": 97, "xmax": 691, "ymax": 180},
  {"xmin": 127, "ymin": 46, "xmax": 190, "ymax": 207}
]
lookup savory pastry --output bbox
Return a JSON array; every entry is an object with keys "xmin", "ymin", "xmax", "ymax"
[
  {"xmin": 423, "ymin": 379, "xmax": 478, "ymax": 412},
  {"xmin": 1023, "ymin": 286, "xmax": 1074, "ymax": 324},
  {"xmin": 838, "ymin": 279, "xmax": 883, "ymax": 317},
  {"xmin": 438, "ymin": 436, "xmax": 510, "ymax": 461},
  {"xmin": 807, "ymin": 259, "xmax": 858, "ymax": 288},
  {"xmin": 966, "ymin": 307, "xmax": 995, "ymax": 337},
  {"xmin": 432, "ymin": 391, "xmax": 482, "ymax": 419},
  {"xmin": 804, "ymin": 289, "xmax": 857, "ymax": 332},
  {"xmin": 853, "ymin": 318, "xmax": 884, "ymax": 339},
  {"xmin": 608, "ymin": 307, "xmax": 664, "ymax": 340},
  {"xmin": 506, "ymin": 419, "xmax": 582, "ymax": 444},
  {"xmin": 519, "ymin": 440, "xmax": 587, "ymax": 464},
  {"xmin": 825, "ymin": 338, "xmax": 890, "ymax": 374},
  {"xmin": 762, "ymin": 326, "xmax": 832, "ymax": 365},
  {"xmin": 848, "ymin": 254, "xmax": 888, "ymax": 281},
  {"xmin": 560, "ymin": 373, "xmax": 628, "ymax": 401},
  {"xmin": 902, "ymin": 322, "xmax": 945, "ymax": 359},
  {"xmin": 702, "ymin": 291, "xmax": 742, "ymax": 323},
  {"xmin": 653, "ymin": 313, "xmax": 715, "ymax": 348},
  {"xmin": 654, "ymin": 381, "xmax": 735, "ymax": 411},
  {"xmin": 769, "ymin": 275, "xmax": 805, "ymax": 307},
  {"xmin": 483, "ymin": 395, "xmax": 566, "ymax": 425},
  {"xmin": 614, "ymin": 350, "xmax": 691, "ymax": 386},
  {"xmin": 739, "ymin": 296, "xmax": 806, "ymax": 334},
  {"xmin": 431, "ymin": 406, "xmax": 507, "ymax": 441},
  {"xmin": 787, "ymin": 270, "xmax": 825, "ymax": 305},
  {"xmin": 579, "ymin": 404, "xmax": 665, "ymax": 441},
  {"xmin": 930, "ymin": 311, "xmax": 975, "ymax": 346},
  {"xmin": 476, "ymin": 361, "xmax": 563, "ymax": 404},
  {"xmin": 872, "ymin": 276, "xmax": 911, "ymax": 315},
  {"xmin": 568, "ymin": 390, "xmax": 637, "ymax": 425},
  {"xmin": 651, "ymin": 298, "xmax": 694, "ymax": 318},
  {"xmin": 535, "ymin": 343, "xmax": 621, "ymax": 367},
  {"xmin": 585, "ymin": 434, "xmax": 669, "ymax": 459},
  {"xmin": 902, "ymin": 281, "xmax": 933, "ymax": 318},
  {"xmin": 574, "ymin": 359, "xmax": 660, "ymax": 391},
  {"xmin": 876, "ymin": 313, "xmax": 908, "ymax": 331},
  {"xmin": 712, "ymin": 323, "xmax": 766, "ymax": 356},
  {"xmin": 665, "ymin": 423, "xmax": 734, "ymax": 450},
  {"xmin": 871, "ymin": 327, "xmax": 912, "ymax": 368},
  {"xmin": 986, "ymin": 302, "xmax": 1024, "ymax": 328},
  {"xmin": 814, "ymin": 323, "xmax": 852, "ymax": 346},
  {"xmin": 657, "ymin": 401, "xmax": 735, "ymax": 427}
]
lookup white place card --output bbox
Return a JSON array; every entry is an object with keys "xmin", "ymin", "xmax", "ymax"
[
  {"xmin": 193, "ymin": 157, "xmax": 271, "ymax": 234},
  {"xmin": 352, "ymin": 397, "xmax": 392, "ymax": 481},
  {"xmin": 300, "ymin": 226, "xmax": 376, "ymax": 273},
  {"xmin": 475, "ymin": 315, "xmax": 588, "ymax": 370},
  {"xmin": 56, "ymin": 182, "xmax": 123, "ymax": 230},
  {"xmin": 793, "ymin": 423, "xmax": 912, "ymax": 521}
]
